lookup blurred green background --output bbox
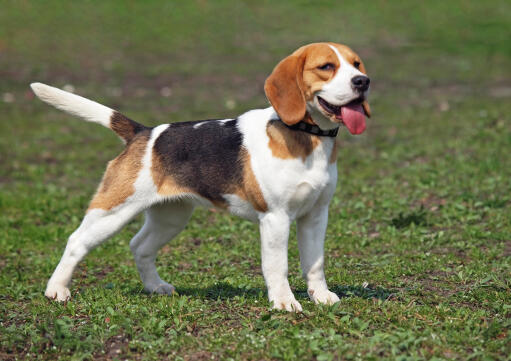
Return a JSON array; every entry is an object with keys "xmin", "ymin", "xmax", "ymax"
[
  {"xmin": 1, "ymin": 1, "xmax": 510, "ymax": 360},
  {"xmin": 2, "ymin": 1, "xmax": 510, "ymax": 119}
]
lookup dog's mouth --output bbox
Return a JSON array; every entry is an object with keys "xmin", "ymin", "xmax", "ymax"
[{"xmin": 317, "ymin": 96, "xmax": 367, "ymax": 135}]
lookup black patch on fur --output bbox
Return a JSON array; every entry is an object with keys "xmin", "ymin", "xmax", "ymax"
[
  {"xmin": 153, "ymin": 119, "xmax": 243, "ymax": 203},
  {"xmin": 110, "ymin": 111, "xmax": 149, "ymax": 143}
]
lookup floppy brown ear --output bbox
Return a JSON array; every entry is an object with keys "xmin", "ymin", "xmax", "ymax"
[
  {"xmin": 264, "ymin": 55, "xmax": 306, "ymax": 125},
  {"xmin": 362, "ymin": 100, "xmax": 371, "ymax": 118}
]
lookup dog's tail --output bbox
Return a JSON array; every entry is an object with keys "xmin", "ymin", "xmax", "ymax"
[{"xmin": 30, "ymin": 82, "xmax": 147, "ymax": 143}]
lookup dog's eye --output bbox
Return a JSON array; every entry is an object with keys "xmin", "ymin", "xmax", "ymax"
[
  {"xmin": 353, "ymin": 61, "xmax": 361, "ymax": 69},
  {"xmin": 317, "ymin": 63, "xmax": 335, "ymax": 71}
]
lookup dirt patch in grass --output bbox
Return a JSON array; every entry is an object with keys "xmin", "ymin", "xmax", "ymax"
[
  {"xmin": 0, "ymin": 176, "xmax": 14, "ymax": 185},
  {"xmin": 184, "ymin": 350, "xmax": 215, "ymax": 361},
  {"xmin": 177, "ymin": 262, "xmax": 193, "ymax": 271},
  {"xmin": 400, "ymin": 270, "xmax": 460, "ymax": 297},
  {"xmin": 93, "ymin": 264, "xmax": 116, "ymax": 280},
  {"xmin": 75, "ymin": 264, "xmax": 116, "ymax": 281},
  {"xmin": 191, "ymin": 238, "xmax": 204, "ymax": 247},
  {"xmin": 94, "ymin": 335, "xmax": 135, "ymax": 361},
  {"xmin": 0, "ymin": 351, "xmax": 27, "ymax": 361},
  {"xmin": 412, "ymin": 194, "xmax": 447, "ymax": 212},
  {"xmin": 430, "ymin": 246, "xmax": 470, "ymax": 262},
  {"xmin": 501, "ymin": 240, "xmax": 511, "ymax": 258}
]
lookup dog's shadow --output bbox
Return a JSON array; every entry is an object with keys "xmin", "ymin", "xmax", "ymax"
[
  {"xmin": 176, "ymin": 282, "xmax": 265, "ymax": 299},
  {"xmin": 329, "ymin": 284, "xmax": 396, "ymax": 301},
  {"xmin": 173, "ymin": 282, "xmax": 396, "ymax": 301}
]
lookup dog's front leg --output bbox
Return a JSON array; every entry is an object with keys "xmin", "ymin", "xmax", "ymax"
[
  {"xmin": 259, "ymin": 212, "xmax": 302, "ymax": 312},
  {"xmin": 297, "ymin": 204, "xmax": 340, "ymax": 305}
]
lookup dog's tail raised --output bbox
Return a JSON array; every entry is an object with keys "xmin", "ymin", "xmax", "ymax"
[{"xmin": 30, "ymin": 82, "xmax": 148, "ymax": 143}]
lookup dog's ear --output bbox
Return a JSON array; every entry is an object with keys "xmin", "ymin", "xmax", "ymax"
[
  {"xmin": 362, "ymin": 100, "xmax": 371, "ymax": 118},
  {"xmin": 264, "ymin": 55, "xmax": 306, "ymax": 125}
]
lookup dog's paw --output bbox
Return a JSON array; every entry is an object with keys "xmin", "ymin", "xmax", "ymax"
[
  {"xmin": 308, "ymin": 288, "xmax": 340, "ymax": 305},
  {"xmin": 270, "ymin": 296, "xmax": 303, "ymax": 312},
  {"xmin": 145, "ymin": 282, "xmax": 176, "ymax": 295},
  {"xmin": 45, "ymin": 284, "xmax": 71, "ymax": 302}
]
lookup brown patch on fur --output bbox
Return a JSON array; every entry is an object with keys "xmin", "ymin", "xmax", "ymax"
[
  {"xmin": 300, "ymin": 44, "xmax": 341, "ymax": 101},
  {"xmin": 110, "ymin": 111, "xmax": 147, "ymax": 143},
  {"xmin": 88, "ymin": 132, "xmax": 150, "ymax": 210},
  {"xmin": 264, "ymin": 55, "xmax": 307, "ymax": 126},
  {"xmin": 329, "ymin": 140, "xmax": 338, "ymax": 164},
  {"xmin": 151, "ymin": 152, "xmax": 197, "ymax": 198},
  {"xmin": 330, "ymin": 43, "xmax": 368, "ymax": 74},
  {"xmin": 235, "ymin": 149, "xmax": 268, "ymax": 212},
  {"xmin": 302, "ymin": 113, "xmax": 316, "ymax": 125},
  {"xmin": 362, "ymin": 100, "xmax": 372, "ymax": 117},
  {"xmin": 266, "ymin": 119, "xmax": 321, "ymax": 161}
]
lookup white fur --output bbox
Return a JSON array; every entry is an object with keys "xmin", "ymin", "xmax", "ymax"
[
  {"xmin": 223, "ymin": 194, "xmax": 259, "ymax": 222},
  {"xmin": 193, "ymin": 121, "xmax": 207, "ymax": 128},
  {"xmin": 133, "ymin": 124, "xmax": 169, "ymax": 203},
  {"xmin": 193, "ymin": 118, "xmax": 233, "ymax": 129},
  {"xmin": 45, "ymin": 206, "xmax": 144, "ymax": 301},
  {"xmin": 130, "ymin": 201, "xmax": 194, "ymax": 295},
  {"xmin": 30, "ymin": 83, "xmax": 114, "ymax": 129}
]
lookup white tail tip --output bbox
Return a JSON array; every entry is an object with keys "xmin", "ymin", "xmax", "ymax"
[{"xmin": 30, "ymin": 82, "xmax": 113, "ymax": 128}]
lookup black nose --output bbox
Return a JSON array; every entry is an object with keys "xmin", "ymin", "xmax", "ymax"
[{"xmin": 351, "ymin": 75, "xmax": 370, "ymax": 92}]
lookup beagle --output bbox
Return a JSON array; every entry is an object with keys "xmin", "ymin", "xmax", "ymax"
[{"xmin": 31, "ymin": 42, "xmax": 371, "ymax": 312}]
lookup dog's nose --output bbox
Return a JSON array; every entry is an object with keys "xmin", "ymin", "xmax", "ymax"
[{"xmin": 351, "ymin": 75, "xmax": 370, "ymax": 92}]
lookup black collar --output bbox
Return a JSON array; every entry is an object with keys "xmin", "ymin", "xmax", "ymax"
[{"xmin": 280, "ymin": 119, "xmax": 339, "ymax": 137}]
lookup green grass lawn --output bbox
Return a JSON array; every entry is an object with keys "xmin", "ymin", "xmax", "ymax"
[{"xmin": 1, "ymin": 1, "xmax": 510, "ymax": 360}]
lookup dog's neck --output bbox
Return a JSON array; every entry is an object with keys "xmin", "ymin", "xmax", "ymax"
[
  {"xmin": 307, "ymin": 105, "xmax": 340, "ymax": 132},
  {"xmin": 280, "ymin": 115, "xmax": 339, "ymax": 137},
  {"xmin": 276, "ymin": 112, "xmax": 338, "ymax": 137}
]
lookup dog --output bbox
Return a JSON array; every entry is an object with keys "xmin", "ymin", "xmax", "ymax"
[{"xmin": 31, "ymin": 42, "xmax": 371, "ymax": 312}]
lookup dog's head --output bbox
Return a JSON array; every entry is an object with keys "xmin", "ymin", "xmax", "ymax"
[{"xmin": 265, "ymin": 42, "xmax": 371, "ymax": 134}]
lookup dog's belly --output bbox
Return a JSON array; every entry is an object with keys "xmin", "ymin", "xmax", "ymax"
[
  {"xmin": 223, "ymin": 179, "xmax": 329, "ymax": 222},
  {"xmin": 223, "ymin": 193, "xmax": 259, "ymax": 222},
  {"xmin": 223, "ymin": 182, "xmax": 323, "ymax": 222}
]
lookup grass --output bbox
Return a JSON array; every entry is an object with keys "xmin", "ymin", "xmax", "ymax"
[{"xmin": 1, "ymin": 0, "xmax": 511, "ymax": 360}]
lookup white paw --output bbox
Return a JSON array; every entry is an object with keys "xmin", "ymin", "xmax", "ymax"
[
  {"xmin": 270, "ymin": 296, "xmax": 303, "ymax": 312},
  {"xmin": 308, "ymin": 288, "xmax": 340, "ymax": 305},
  {"xmin": 144, "ymin": 282, "xmax": 176, "ymax": 295},
  {"xmin": 45, "ymin": 283, "xmax": 71, "ymax": 302}
]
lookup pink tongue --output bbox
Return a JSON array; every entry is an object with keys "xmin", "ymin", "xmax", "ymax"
[{"xmin": 340, "ymin": 103, "xmax": 366, "ymax": 135}]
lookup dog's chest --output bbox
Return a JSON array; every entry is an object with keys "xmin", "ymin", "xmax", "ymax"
[
  {"xmin": 223, "ymin": 109, "xmax": 338, "ymax": 221},
  {"xmin": 249, "ymin": 140, "xmax": 335, "ymax": 218},
  {"xmin": 275, "ymin": 155, "xmax": 336, "ymax": 217},
  {"xmin": 225, "ymin": 160, "xmax": 334, "ymax": 221}
]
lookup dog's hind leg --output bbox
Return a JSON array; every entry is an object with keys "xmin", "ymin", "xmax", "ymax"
[
  {"xmin": 45, "ymin": 125, "xmax": 169, "ymax": 301},
  {"xmin": 45, "ymin": 200, "xmax": 148, "ymax": 301},
  {"xmin": 129, "ymin": 201, "xmax": 194, "ymax": 295}
]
